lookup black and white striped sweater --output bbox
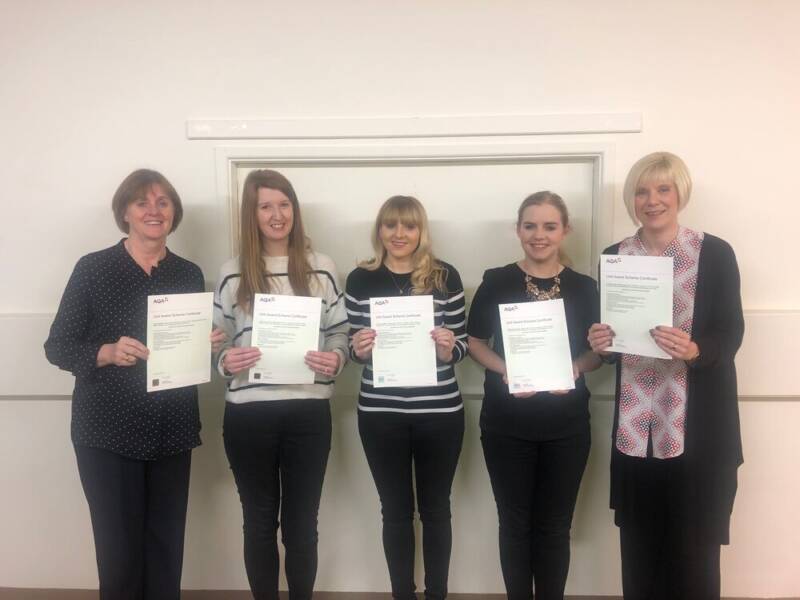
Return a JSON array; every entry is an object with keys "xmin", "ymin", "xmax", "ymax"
[
  {"xmin": 213, "ymin": 252, "xmax": 349, "ymax": 403},
  {"xmin": 345, "ymin": 261, "xmax": 467, "ymax": 414}
]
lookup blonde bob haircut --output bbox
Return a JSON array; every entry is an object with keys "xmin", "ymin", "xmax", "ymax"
[
  {"xmin": 360, "ymin": 195, "xmax": 446, "ymax": 294},
  {"xmin": 622, "ymin": 152, "xmax": 692, "ymax": 225}
]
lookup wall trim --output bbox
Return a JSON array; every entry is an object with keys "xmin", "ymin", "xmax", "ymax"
[
  {"xmin": 188, "ymin": 112, "xmax": 642, "ymax": 140},
  {"xmin": 213, "ymin": 140, "xmax": 616, "ymax": 260}
]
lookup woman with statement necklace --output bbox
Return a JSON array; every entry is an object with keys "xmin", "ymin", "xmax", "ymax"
[
  {"xmin": 45, "ymin": 169, "xmax": 225, "ymax": 600},
  {"xmin": 588, "ymin": 153, "xmax": 744, "ymax": 600},
  {"xmin": 345, "ymin": 196, "xmax": 467, "ymax": 600},
  {"xmin": 467, "ymin": 191, "xmax": 601, "ymax": 600},
  {"xmin": 213, "ymin": 169, "xmax": 349, "ymax": 600}
]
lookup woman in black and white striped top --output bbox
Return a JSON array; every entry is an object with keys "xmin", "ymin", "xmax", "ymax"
[
  {"xmin": 345, "ymin": 195, "xmax": 466, "ymax": 600},
  {"xmin": 213, "ymin": 169, "xmax": 348, "ymax": 600}
]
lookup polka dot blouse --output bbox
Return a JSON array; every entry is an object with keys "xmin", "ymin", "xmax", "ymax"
[{"xmin": 45, "ymin": 240, "xmax": 205, "ymax": 460}]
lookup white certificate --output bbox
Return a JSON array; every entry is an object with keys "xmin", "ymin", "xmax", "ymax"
[
  {"xmin": 499, "ymin": 299, "xmax": 575, "ymax": 394},
  {"xmin": 600, "ymin": 254, "xmax": 673, "ymax": 359},
  {"xmin": 146, "ymin": 292, "xmax": 213, "ymax": 392},
  {"xmin": 371, "ymin": 295, "xmax": 437, "ymax": 388},
  {"xmin": 249, "ymin": 294, "xmax": 321, "ymax": 385}
]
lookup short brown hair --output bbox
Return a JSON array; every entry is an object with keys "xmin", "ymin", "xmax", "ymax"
[{"xmin": 111, "ymin": 169, "xmax": 183, "ymax": 233}]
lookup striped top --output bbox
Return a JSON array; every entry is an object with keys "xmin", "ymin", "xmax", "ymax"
[
  {"xmin": 345, "ymin": 261, "xmax": 467, "ymax": 414},
  {"xmin": 213, "ymin": 252, "xmax": 349, "ymax": 404}
]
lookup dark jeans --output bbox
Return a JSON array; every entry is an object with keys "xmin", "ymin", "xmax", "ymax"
[
  {"xmin": 618, "ymin": 456, "xmax": 721, "ymax": 600},
  {"xmin": 358, "ymin": 409, "xmax": 465, "ymax": 600},
  {"xmin": 74, "ymin": 445, "xmax": 192, "ymax": 600},
  {"xmin": 481, "ymin": 427, "xmax": 590, "ymax": 600},
  {"xmin": 224, "ymin": 399, "xmax": 332, "ymax": 600}
]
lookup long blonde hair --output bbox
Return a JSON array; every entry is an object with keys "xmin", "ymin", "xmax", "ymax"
[
  {"xmin": 360, "ymin": 195, "xmax": 446, "ymax": 294},
  {"xmin": 237, "ymin": 169, "xmax": 314, "ymax": 311}
]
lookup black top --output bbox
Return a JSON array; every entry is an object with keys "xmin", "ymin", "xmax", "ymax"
[
  {"xmin": 44, "ymin": 240, "xmax": 204, "ymax": 460},
  {"xmin": 606, "ymin": 234, "xmax": 744, "ymax": 544},
  {"xmin": 345, "ymin": 261, "xmax": 467, "ymax": 413},
  {"xmin": 467, "ymin": 264, "xmax": 599, "ymax": 441}
]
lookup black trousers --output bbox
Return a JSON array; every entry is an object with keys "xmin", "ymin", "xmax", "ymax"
[
  {"xmin": 74, "ymin": 444, "xmax": 192, "ymax": 600},
  {"xmin": 481, "ymin": 427, "xmax": 590, "ymax": 600},
  {"xmin": 617, "ymin": 456, "xmax": 722, "ymax": 600},
  {"xmin": 224, "ymin": 399, "xmax": 332, "ymax": 600},
  {"xmin": 358, "ymin": 409, "xmax": 464, "ymax": 600}
]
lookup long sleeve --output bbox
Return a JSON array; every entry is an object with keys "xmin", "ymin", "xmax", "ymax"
[
  {"xmin": 345, "ymin": 261, "xmax": 464, "ymax": 414},
  {"xmin": 44, "ymin": 256, "xmax": 104, "ymax": 379},
  {"xmin": 212, "ymin": 262, "xmax": 240, "ymax": 379},
  {"xmin": 345, "ymin": 269, "xmax": 372, "ymax": 365},
  {"xmin": 43, "ymin": 242, "xmax": 203, "ymax": 459},
  {"xmin": 318, "ymin": 258, "xmax": 349, "ymax": 374},
  {"xmin": 693, "ymin": 238, "xmax": 744, "ymax": 370},
  {"xmin": 214, "ymin": 252, "xmax": 347, "ymax": 404},
  {"xmin": 438, "ymin": 265, "xmax": 468, "ymax": 364}
]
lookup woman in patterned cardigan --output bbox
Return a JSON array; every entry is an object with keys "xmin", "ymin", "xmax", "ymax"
[{"xmin": 588, "ymin": 152, "xmax": 744, "ymax": 600}]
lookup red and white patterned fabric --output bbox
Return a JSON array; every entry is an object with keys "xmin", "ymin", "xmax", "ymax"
[{"xmin": 614, "ymin": 226, "xmax": 704, "ymax": 459}]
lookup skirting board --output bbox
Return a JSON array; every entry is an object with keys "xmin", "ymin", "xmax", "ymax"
[
  {"xmin": 0, "ymin": 591, "xmax": 795, "ymax": 600},
  {"xmin": 4, "ymin": 310, "xmax": 799, "ymax": 398}
]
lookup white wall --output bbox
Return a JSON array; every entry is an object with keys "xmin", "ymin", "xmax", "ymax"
[{"xmin": 1, "ymin": 1, "xmax": 798, "ymax": 596}]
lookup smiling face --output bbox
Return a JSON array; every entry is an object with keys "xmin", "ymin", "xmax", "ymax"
[
  {"xmin": 379, "ymin": 219, "xmax": 421, "ymax": 266},
  {"xmin": 633, "ymin": 177, "xmax": 680, "ymax": 235},
  {"xmin": 123, "ymin": 184, "xmax": 174, "ymax": 243},
  {"xmin": 256, "ymin": 187, "xmax": 294, "ymax": 252},
  {"xmin": 516, "ymin": 203, "xmax": 568, "ymax": 265}
]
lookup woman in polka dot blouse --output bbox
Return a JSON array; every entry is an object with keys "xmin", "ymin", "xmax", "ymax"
[
  {"xmin": 45, "ymin": 169, "xmax": 225, "ymax": 600},
  {"xmin": 213, "ymin": 169, "xmax": 349, "ymax": 600}
]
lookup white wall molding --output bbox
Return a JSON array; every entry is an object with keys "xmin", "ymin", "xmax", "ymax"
[
  {"xmin": 213, "ymin": 140, "xmax": 617, "ymax": 260},
  {"xmin": 188, "ymin": 113, "xmax": 642, "ymax": 140}
]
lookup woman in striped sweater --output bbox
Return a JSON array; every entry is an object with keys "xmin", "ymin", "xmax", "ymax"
[
  {"xmin": 345, "ymin": 195, "xmax": 467, "ymax": 600},
  {"xmin": 213, "ymin": 169, "xmax": 349, "ymax": 600}
]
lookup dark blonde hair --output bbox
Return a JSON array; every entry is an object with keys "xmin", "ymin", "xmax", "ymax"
[
  {"xmin": 236, "ymin": 169, "xmax": 314, "ymax": 311},
  {"xmin": 360, "ymin": 195, "xmax": 446, "ymax": 294},
  {"xmin": 111, "ymin": 169, "xmax": 183, "ymax": 233},
  {"xmin": 517, "ymin": 191, "xmax": 572, "ymax": 266}
]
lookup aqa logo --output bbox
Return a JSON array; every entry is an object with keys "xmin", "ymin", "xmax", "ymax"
[
  {"xmin": 605, "ymin": 257, "xmax": 622, "ymax": 264},
  {"xmin": 152, "ymin": 297, "xmax": 168, "ymax": 304},
  {"xmin": 259, "ymin": 296, "xmax": 276, "ymax": 303},
  {"xmin": 374, "ymin": 299, "xmax": 389, "ymax": 306},
  {"xmin": 502, "ymin": 306, "xmax": 518, "ymax": 312}
]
